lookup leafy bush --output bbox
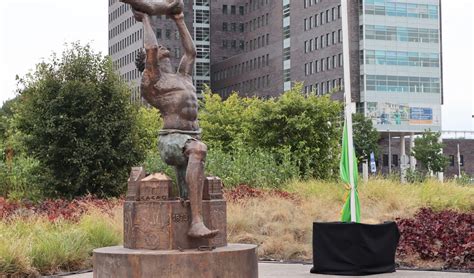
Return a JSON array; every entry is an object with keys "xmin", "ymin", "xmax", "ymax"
[
  {"xmin": 200, "ymin": 84, "xmax": 343, "ymax": 179},
  {"xmin": 141, "ymin": 144, "xmax": 300, "ymax": 189},
  {"xmin": 14, "ymin": 43, "xmax": 144, "ymax": 198},
  {"xmin": 206, "ymin": 145, "xmax": 300, "ymax": 188},
  {"xmin": 0, "ymin": 156, "xmax": 44, "ymax": 201},
  {"xmin": 396, "ymin": 208, "xmax": 473, "ymax": 269}
]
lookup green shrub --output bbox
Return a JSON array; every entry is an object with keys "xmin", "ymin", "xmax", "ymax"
[
  {"xmin": 0, "ymin": 156, "xmax": 44, "ymax": 201},
  {"xmin": 14, "ymin": 43, "xmax": 144, "ymax": 198},
  {"xmin": 206, "ymin": 145, "xmax": 300, "ymax": 188},
  {"xmin": 200, "ymin": 84, "xmax": 343, "ymax": 180}
]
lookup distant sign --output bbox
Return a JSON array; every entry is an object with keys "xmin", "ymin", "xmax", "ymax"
[
  {"xmin": 409, "ymin": 107, "xmax": 433, "ymax": 125},
  {"xmin": 370, "ymin": 152, "xmax": 376, "ymax": 173}
]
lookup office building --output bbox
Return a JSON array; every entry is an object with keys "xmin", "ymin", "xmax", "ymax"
[{"xmin": 108, "ymin": 0, "xmax": 443, "ymax": 136}]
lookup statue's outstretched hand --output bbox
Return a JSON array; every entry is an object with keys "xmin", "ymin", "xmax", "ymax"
[{"xmin": 167, "ymin": 0, "xmax": 184, "ymax": 15}]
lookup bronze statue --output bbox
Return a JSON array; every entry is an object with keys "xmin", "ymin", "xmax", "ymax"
[{"xmin": 120, "ymin": 0, "xmax": 218, "ymax": 239}]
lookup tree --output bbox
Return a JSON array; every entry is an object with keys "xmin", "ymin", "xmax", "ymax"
[
  {"xmin": 247, "ymin": 83, "xmax": 343, "ymax": 179},
  {"xmin": 15, "ymin": 43, "xmax": 144, "ymax": 198},
  {"xmin": 352, "ymin": 113, "xmax": 379, "ymax": 162},
  {"xmin": 411, "ymin": 130, "xmax": 448, "ymax": 174}
]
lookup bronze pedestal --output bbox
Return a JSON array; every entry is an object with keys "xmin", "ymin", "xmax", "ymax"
[{"xmin": 93, "ymin": 168, "xmax": 258, "ymax": 278}]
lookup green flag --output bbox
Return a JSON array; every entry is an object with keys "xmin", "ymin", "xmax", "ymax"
[{"xmin": 340, "ymin": 120, "xmax": 361, "ymax": 222}]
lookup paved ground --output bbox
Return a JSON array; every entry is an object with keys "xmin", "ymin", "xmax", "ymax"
[{"xmin": 59, "ymin": 263, "xmax": 472, "ymax": 278}]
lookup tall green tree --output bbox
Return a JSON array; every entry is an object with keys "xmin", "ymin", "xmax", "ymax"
[
  {"xmin": 352, "ymin": 113, "xmax": 379, "ymax": 161},
  {"xmin": 15, "ymin": 43, "xmax": 144, "ymax": 198},
  {"xmin": 411, "ymin": 130, "xmax": 448, "ymax": 174}
]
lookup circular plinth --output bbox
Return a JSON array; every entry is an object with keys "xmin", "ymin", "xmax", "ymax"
[{"xmin": 93, "ymin": 244, "xmax": 258, "ymax": 278}]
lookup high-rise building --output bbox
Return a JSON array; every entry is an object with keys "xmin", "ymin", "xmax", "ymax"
[{"xmin": 108, "ymin": 0, "xmax": 442, "ymax": 135}]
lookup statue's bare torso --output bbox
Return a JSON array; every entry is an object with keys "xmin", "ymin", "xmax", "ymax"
[{"xmin": 145, "ymin": 74, "xmax": 199, "ymax": 131}]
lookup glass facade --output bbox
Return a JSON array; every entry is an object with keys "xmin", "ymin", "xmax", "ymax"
[
  {"xmin": 362, "ymin": 75, "xmax": 440, "ymax": 93},
  {"xmin": 363, "ymin": 25, "xmax": 439, "ymax": 43},
  {"xmin": 361, "ymin": 50, "xmax": 439, "ymax": 68},
  {"xmin": 359, "ymin": 0, "xmax": 442, "ymax": 132},
  {"xmin": 362, "ymin": 0, "xmax": 438, "ymax": 19},
  {"xmin": 193, "ymin": 0, "xmax": 211, "ymax": 95}
]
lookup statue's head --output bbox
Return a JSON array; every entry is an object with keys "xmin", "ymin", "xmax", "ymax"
[{"xmin": 157, "ymin": 44, "xmax": 171, "ymax": 59}]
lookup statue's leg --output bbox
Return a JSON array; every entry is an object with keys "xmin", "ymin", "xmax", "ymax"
[
  {"xmin": 175, "ymin": 165, "xmax": 188, "ymax": 199},
  {"xmin": 184, "ymin": 140, "xmax": 218, "ymax": 238}
]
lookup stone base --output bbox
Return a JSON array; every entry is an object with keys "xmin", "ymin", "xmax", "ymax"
[
  {"xmin": 124, "ymin": 199, "xmax": 227, "ymax": 250},
  {"xmin": 93, "ymin": 244, "xmax": 258, "ymax": 278}
]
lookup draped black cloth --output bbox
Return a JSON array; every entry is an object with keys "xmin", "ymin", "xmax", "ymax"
[{"xmin": 310, "ymin": 221, "xmax": 400, "ymax": 276}]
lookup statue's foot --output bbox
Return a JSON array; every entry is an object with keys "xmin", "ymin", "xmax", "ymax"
[{"xmin": 188, "ymin": 222, "xmax": 218, "ymax": 238}]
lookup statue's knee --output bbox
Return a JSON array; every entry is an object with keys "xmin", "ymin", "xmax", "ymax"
[{"xmin": 185, "ymin": 140, "xmax": 207, "ymax": 159}]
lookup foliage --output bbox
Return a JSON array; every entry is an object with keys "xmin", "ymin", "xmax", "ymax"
[
  {"xmin": 396, "ymin": 208, "xmax": 473, "ymax": 269},
  {"xmin": 455, "ymin": 172, "xmax": 472, "ymax": 186},
  {"xmin": 0, "ymin": 195, "xmax": 121, "ymax": 221},
  {"xmin": 246, "ymin": 83, "xmax": 342, "ymax": 179},
  {"xmin": 411, "ymin": 130, "xmax": 448, "ymax": 174},
  {"xmin": 0, "ymin": 155, "xmax": 44, "ymax": 201},
  {"xmin": 0, "ymin": 208, "xmax": 121, "ymax": 276},
  {"xmin": 135, "ymin": 107, "xmax": 162, "ymax": 152},
  {"xmin": 200, "ymin": 84, "xmax": 343, "ymax": 179},
  {"xmin": 199, "ymin": 87, "xmax": 259, "ymax": 150},
  {"xmin": 206, "ymin": 145, "xmax": 300, "ymax": 188},
  {"xmin": 405, "ymin": 168, "xmax": 426, "ymax": 184},
  {"xmin": 14, "ymin": 43, "xmax": 144, "ymax": 198},
  {"xmin": 352, "ymin": 113, "xmax": 379, "ymax": 161}
]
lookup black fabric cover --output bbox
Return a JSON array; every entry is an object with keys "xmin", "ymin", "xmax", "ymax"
[{"xmin": 310, "ymin": 221, "xmax": 400, "ymax": 276}]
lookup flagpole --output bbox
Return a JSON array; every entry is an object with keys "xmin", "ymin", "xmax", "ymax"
[{"xmin": 341, "ymin": 0, "xmax": 356, "ymax": 222}]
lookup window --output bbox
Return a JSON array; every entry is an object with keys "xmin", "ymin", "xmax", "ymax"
[
  {"xmin": 156, "ymin": 28, "xmax": 162, "ymax": 39},
  {"xmin": 449, "ymin": 155, "xmax": 455, "ymax": 167},
  {"xmin": 239, "ymin": 6, "xmax": 244, "ymax": 15},
  {"xmin": 223, "ymin": 5, "xmax": 228, "ymax": 14},
  {"xmin": 231, "ymin": 23, "xmax": 237, "ymax": 32},
  {"xmin": 383, "ymin": 154, "xmax": 389, "ymax": 167},
  {"xmin": 392, "ymin": 154, "xmax": 399, "ymax": 167},
  {"xmin": 223, "ymin": 22, "xmax": 228, "ymax": 31},
  {"xmin": 231, "ymin": 5, "xmax": 236, "ymax": 15},
  {"xmin": 222, "ymin": 40, "xmax": 228, "ymax": 48},
  {"xmin": 460, "ymin": 155, "xmax": 465, "ymax": 166},
  {"xmin": 165, "ymin": 29, "xmax": 171, "ymax": 39}
]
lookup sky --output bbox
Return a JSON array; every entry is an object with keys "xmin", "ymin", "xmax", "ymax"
[{"xmin": 0, "ymin": 0, "xmax": 473, "ymax": 131}]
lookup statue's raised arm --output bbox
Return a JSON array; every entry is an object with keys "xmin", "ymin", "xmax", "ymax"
[{"xmin": 172, "ymin": 12, "xmax": 196, "ymax": 76}]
